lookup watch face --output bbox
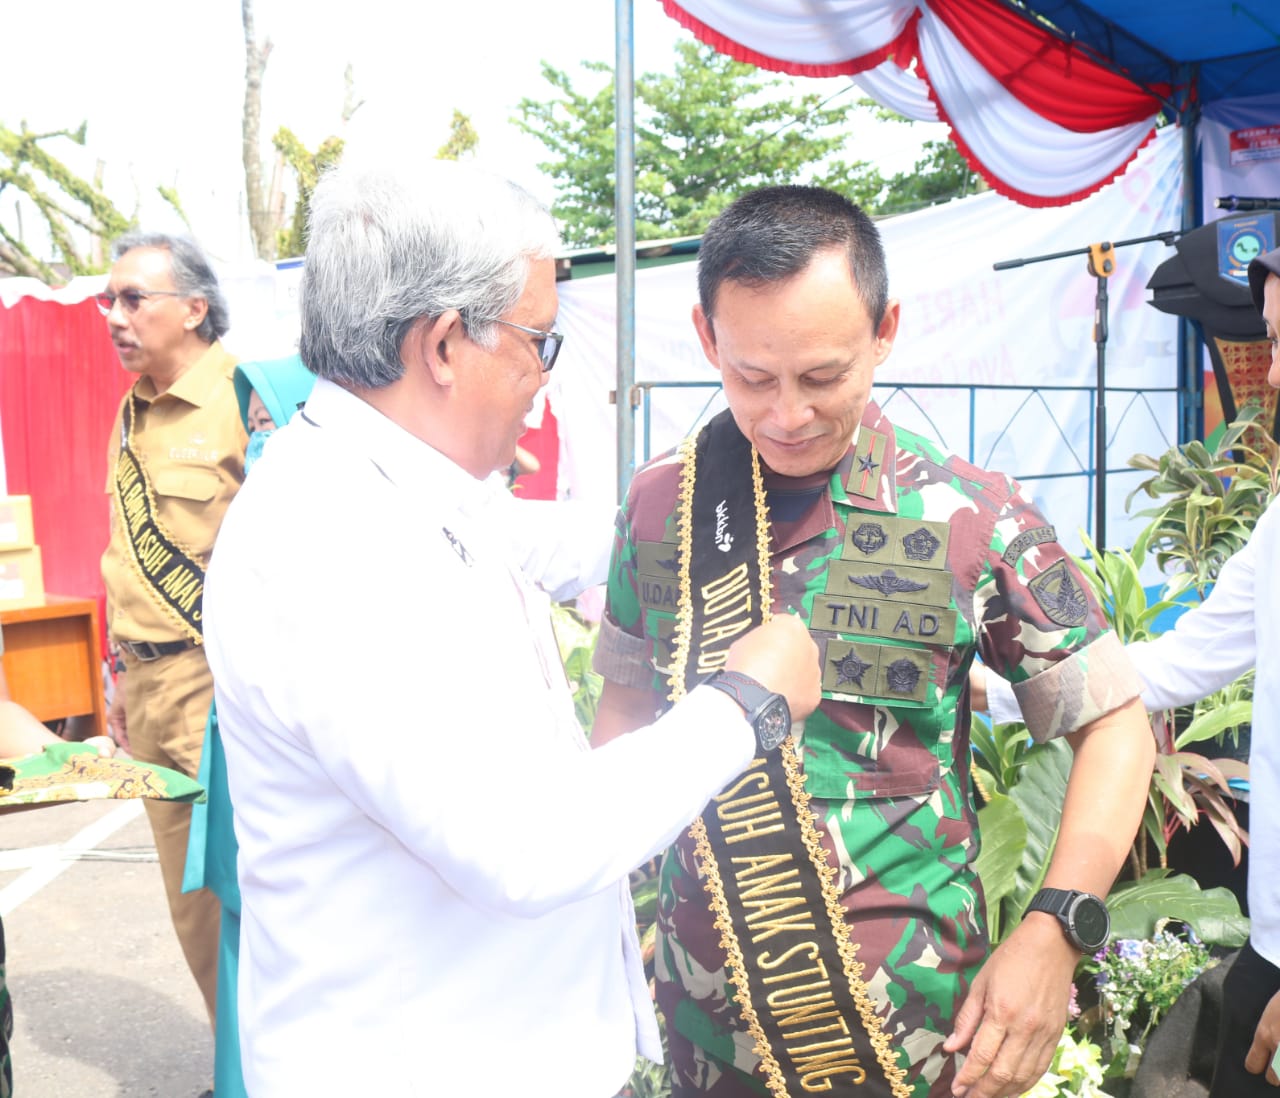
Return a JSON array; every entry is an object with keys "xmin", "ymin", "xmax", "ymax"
[
  {"xmin": 1070, "ymin": 896, "xmax": 1110, "ymax": 950},
  {"xmin": 756, "ymin": 699, "xmax": 791, "ymax": 750}
]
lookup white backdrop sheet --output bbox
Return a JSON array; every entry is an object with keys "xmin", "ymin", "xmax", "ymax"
[
  {"xmin": 552, "ymin": 126, "xmax": 1185, "ymax": 556},
  {"xmin": 1200, "ymin": 92, "xmax": 1280, "ymax": 226},
  {"xmin": 2, "ymin": 128, "xmax": 1184, "ymax": 555}
]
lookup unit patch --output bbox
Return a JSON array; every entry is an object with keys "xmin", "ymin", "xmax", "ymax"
[
  {"xmin": 1029, "ymin": 559, "xmax": 1089, "ymax": 627},
  {"xmin": 839, "ymin": 515, "xmax": 951, "ymax": 571},
  {"xmin": 820, "ymin": 638, "xmax": 934, "ymax": 705},
  {"xmin": 850, "ymin": 522, "xmax": 888, "ymax": 556}
]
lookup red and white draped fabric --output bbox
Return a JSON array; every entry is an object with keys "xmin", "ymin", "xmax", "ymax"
[{"xmin": 660, "ymin": 0, "xmax": 1168, "ymax": 207}]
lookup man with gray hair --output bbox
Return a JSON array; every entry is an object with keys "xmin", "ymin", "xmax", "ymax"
[
  {"xmin": 99, "ymin": 231, "xmax": 244, "ymax": 1037},
  {"xmin": 203, "ymin": 158, "xmax": 821, "ymax": 1097}
]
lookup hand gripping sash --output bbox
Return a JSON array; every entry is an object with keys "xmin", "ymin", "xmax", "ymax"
[
  {"xmin": 667, "ymin": 411, "xmax": 908, "ymax": 1097},
  {"xmin": 111, "ymin": 395, "xmax": 207, "ymax": 643}
]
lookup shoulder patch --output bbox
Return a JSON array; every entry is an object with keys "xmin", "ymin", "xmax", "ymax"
[{"xmin": 1028, "ymin": 559, "xmax": 1089, "ymax": 627}]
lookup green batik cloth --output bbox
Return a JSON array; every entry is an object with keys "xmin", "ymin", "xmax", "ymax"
[{"xmin": 0, "ymin": 742, "xmax": 205, "ymax": 808}]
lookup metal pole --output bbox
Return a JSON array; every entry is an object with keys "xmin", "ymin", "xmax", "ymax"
[
  {"xmin": 1093, "ymin": 272, "xmax": 1108, "ymax": 548},
  {"xmin": 614, "ymin": 0, "xmax": 637, "ymax": 502},
  {"xmin": 1178, "ymin": 63, "xmax": 1204, "ymax": 445}
]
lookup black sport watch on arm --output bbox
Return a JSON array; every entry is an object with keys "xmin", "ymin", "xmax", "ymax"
[
  {"xmin": 704, "ymin": 670, "xmax": 792, "ymax": 751},
  {"xmin": 1024, "ymin": 887, "xmax": 1110, "ymax": 953}
]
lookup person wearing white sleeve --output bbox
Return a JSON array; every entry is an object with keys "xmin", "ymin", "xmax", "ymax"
[
  {"xmin": 977, "ymin": 244, "xmax": 1280, "ymax": 1097},
  {"xmin": 202, "ymin": 158, "xmax": 821, "ymax": 1098},
  {"xmin": 498, "ymin": 495, "xmax": 618, "ymax": 603}
]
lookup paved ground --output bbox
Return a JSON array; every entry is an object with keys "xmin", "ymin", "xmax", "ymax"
[{"xmin": 2, "ymin": 798, "xmax": 213, "ymax": 1097}]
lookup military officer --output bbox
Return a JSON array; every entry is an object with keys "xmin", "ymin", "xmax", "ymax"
[{"xmin": 591, "ymin": 186, "xmax": 1156, "ymax": 1098}]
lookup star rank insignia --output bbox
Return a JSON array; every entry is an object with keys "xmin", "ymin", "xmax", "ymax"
[
  {"xmin": 832, "ymin": 650, "xmax": 872, "ymax": 688},
  {"xmin": 846, "ymin": 428, "xmax": 888, "ymax": 500}
]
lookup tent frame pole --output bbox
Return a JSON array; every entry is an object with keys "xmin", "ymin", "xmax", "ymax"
[
  {"xmin": 614, "ymin": 0, "xmax": 637, "ymax": 501},
  {"xmin": 1177, "ymin": 63, "xmax": 1204, "ymax": 446}
]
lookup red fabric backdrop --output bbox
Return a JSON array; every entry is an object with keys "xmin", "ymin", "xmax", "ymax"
[
  {"xmin": 512, "ymin": 402, "xmax": 560, "ymax": 500},
  {"xmin": 0, "ymin": 297, "xmax": 132, "ymax": 650},
  {"xmin": 0, "ymin": 295, "xmax": 560, "ymax": 664}
]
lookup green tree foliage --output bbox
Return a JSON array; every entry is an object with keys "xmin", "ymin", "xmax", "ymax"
[
  {"xmin": 437, "ymin": 110, "xmax": 479, "ymax": 161},
  {"xmin": 855, "ymin": 139, "xmax": 984, "ymax": 216},
  {"xmin": 273, "ymin": 128, "xmax": 345, "ymax": 260},
  {"xmin": 0, "ymin": 123, "xmax": 133, "ymax": 282},
  {"xmin": 517, "ymin": 41, "xmax": 983, "ymax": 247},
  {"xmin": 517, "ymin": 41, "xmax": 877, "ymax": 248}
]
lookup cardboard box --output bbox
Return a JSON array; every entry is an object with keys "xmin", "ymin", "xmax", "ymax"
[
  {"xmin": 0, "ymin": 545, "xmax": 44, "ymax": 610},
  {"xmin": 0, "ymin": 496, "xmax": 35, "ymax": 550}
]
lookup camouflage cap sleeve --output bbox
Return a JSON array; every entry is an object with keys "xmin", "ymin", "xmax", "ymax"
[
  {"xmin": 591, "ymin": 452, "xmax": 682, "ymax": 689},
  {"xmin": 593, "ymin": 613, "xmax": 655, "ymax": 688},
  {"xmin": 975, "ymin": 477, "xmax": 1141, "ymax": 740},
  {"xmin": 1012, "ymin": 631, "xmax": 1143, "ymax": 742}
]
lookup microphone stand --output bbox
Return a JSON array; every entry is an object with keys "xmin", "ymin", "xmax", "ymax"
[{"xmin": 994, "ymin": 230, "xmax": 1179, "ymax": 550}]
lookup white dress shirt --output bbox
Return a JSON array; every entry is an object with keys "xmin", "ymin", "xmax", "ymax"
[
  {"xmin": 204, "ymin": 378, "xmax": 755, "ymax": 1097},
  {"xmin": 986, "ymin": 497, "xmax": 1278, "ymax": 962}
]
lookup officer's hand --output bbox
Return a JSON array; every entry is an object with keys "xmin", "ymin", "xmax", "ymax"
[
  {"xmin": 944, "ymin": 917, "xmax": 1077, "ymax": 1097},
  {"xmin": 1243, "ymin": 987, "xmax": 1280, "ymax": 1084},
  {"xmin": 724, "ymin": 614, "xmax": 821, "ymax": 721},
  {"xmin": 107, "ymin": 682, "xmax": 130, "ymax": 755}
]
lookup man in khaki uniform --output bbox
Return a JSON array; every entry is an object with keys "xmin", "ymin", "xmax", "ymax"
[{"xmin": 99, "ymin": 231, "xmax": 246, "ymax": 1028}]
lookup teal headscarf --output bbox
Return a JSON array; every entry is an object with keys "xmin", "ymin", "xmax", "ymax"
[
  {"xmin": 234, "ymin": 355, "xmax": 315, "ymax": 468},
  {"xmin": 234, "ymin": 354, "xmax": 315, "ymax": 431}
]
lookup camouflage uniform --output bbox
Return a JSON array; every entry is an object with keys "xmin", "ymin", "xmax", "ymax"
[
  {"xmin": 0, "ymin": 917, "xmax": 9, "ymax": 1098},
  {"xmin": 595, "ymin": 403, "xmax": 1139, "ymax": 1097}
]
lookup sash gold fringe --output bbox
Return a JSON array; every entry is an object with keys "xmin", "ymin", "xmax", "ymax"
[
  {"xmin": 113, "ymin": 396, "xmax": 207, "ymax": 644},
  {"xmin": 670, "ymin": 431, "xmax": 909, "ymax": 1097}
]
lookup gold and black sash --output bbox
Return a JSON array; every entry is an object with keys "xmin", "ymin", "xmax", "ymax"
[
  {"xmin": 113, "ymin": 396, "xmax": 206, "ymax": 643},
  {"xmin": 668, "ymin": 411, "xmax": 908, "ymax": 1097}
]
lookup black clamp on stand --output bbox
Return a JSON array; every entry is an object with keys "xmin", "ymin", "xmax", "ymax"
[{"xmin": 994, "ymin": 231, "xmax": 1178, "ymax": 550}]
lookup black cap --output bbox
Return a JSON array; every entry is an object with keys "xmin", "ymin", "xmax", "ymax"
[{"xmin": 1248, "ymin": 246, "xmax": 1280, "ymax": 314}]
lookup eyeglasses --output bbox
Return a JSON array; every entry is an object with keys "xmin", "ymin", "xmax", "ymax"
[
  {"xmin": 475, "ymin": 317, "xmax": 564, "ymax": 372},
  {"xmin": 95, "ymin": 289, "xmax": 187, "ymax": 315}
]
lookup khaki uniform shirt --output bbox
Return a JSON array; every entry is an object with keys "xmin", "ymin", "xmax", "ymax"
[{"xmin": 101, "ymin": 341, "xmax": 246, "ymax": 644}]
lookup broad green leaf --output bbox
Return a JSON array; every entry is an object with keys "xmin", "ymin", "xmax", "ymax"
[
  {"xmin": 1175, "ymin": 700, "xmax": 1253, "ymax": 749},
  {"xmin": 1108, "ymin": 871, "xmax": 1249, "ymax": 947},
  {"xmin": 1006, "ymin": 738, "xmax": 1071, "ymax": 919},
  {"xmin": 975, "ymin": 792, "xmax": 1028, "ymax": 944}
]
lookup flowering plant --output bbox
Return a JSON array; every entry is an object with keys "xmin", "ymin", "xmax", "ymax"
[
  {"xmin": 1020, "ymin": 1029, "xmax": 1112, "ymax": 1097},
  {"xmin": 1093, "ymin": 928, "xmax": 1215, "ymax": 1049}
]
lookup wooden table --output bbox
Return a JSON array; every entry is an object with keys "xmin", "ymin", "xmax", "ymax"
[{"xmin": 0, "ymin": 595, "xmax": 106, "ymax": 738}]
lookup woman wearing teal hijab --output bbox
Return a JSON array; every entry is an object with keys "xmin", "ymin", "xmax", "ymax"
[{"xmin": 183, "ymin": 355, "xmax": 314, "ymax": 1098}]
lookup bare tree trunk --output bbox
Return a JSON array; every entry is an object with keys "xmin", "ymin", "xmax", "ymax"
[
  {"xmin": 242, "ymin": 0, "xmax": 274, "ymax": 260},
  {"xmin": 0, "ymin": 239, "xmax": 53, "ymax": 281}
]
